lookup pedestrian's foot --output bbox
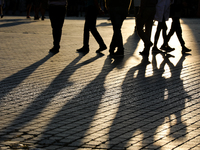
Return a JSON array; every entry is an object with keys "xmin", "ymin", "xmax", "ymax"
[
  {"xmin": 49, "ymin": 46, "xmax": 59, "ymax": 54},
  {"xmin": 27, "ymin": 16, "xmax": 31, "ymax": 19},
  {"xmin": 77, "ymin": 46, "xmax": 89, "ymax": 53},
  {"xmin": 34, "ymin": 16, "xmax": 40, "ymax": 20},
  {"xmin": 96, "ymin": 45, "xmax": 107, "ymax": 53},
  {"xmin": 42, "ymin": 16, "xmax": 45, "ymax": 20},
  {"xmin": 1, "ymin": 15, "xmax": 3, "ymax": 18},
  {"xmin": 152, "ymin": 47, "xmax": 163, "ymax": 54},
  {"xmin": 182, "ymin": 46, "xmax": 191, "ymax": 54},
  {"xmin": 160, "ymin": 45, "xmax": 175, "ymax": 52}
]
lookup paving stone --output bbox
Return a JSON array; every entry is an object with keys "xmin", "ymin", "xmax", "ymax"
[{"xmin": 0, "ymin": 16, "xmax": 200, "ymax": 149}]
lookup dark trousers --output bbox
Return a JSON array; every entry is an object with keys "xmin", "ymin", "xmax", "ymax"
[
  {"xmin": 49, "ymin": 5, "xmax": 66, "ymax": 48},
  {"xmin": 164, "ymin": 17, "xmax": 185, "ymax": 47},
  {"xmin": 110, "ymin": 13, "xmax": 126, "ymax": 52},
  {"xmin": 136, "ymin": 7, "xmax": 156, "ymax": 49},
  {"xmin": 83, "ymin": 6, "xmax": 105, "ymax": 47},
  {"xmin": 154, "ymin": 17, "xmax": 167, "ymax": 46}
]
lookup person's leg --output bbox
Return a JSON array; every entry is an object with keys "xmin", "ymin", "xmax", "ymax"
[
  {"xmin": 137, "ymin": 7, "xmax": 155, "ymax": 55},
  {"xmin": 110, "ymin": 13, "xmax": 125, "ymax": 55},
  {"xmin": 77, "ymin": 8, "xmax": 90, "ymax": 53},
  {"xmin": 153, "ymin": 22, "xmax": 162, "ymax": 48},
  {"xmin": 88, "ymin": 8, "xmax": 106, "ymax": 51},
  {"xmin": 174, "ymin": 17, "xmax": 185, "ymax": 47},
  {"xmin": 49, "ymin": 5, "xmax": 66, "ymax": 53},
  {"xmin": 174, "ymin": 17, "xmax": 191, "ymax": 53},
  {"xmin": 161, "ymin": 17, "xmax": 176, "ymax": 51},
  {"xmin": 0, "ymin": 5, "xmax": 3, "ymax": 18}
]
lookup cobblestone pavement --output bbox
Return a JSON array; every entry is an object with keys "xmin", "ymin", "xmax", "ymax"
[{"xmin": 0, "ymin": 16, "xmax": 200, "ymax": 150}]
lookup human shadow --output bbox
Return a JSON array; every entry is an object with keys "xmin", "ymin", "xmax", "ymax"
[
  {"xmin": 108, "ymin": 53, "xmax": 188, "ymax": 149},
  {"xmin": 162, "ymin": 54, "xmax": 191, "ymax": 140},
  {"xmin": 0, "ymin": 54, "xmax": 53, "ymax": 103},
  {"xmin": 107, "ymin": 55, "xmax": 165, "ymax": 149},
  {"xmin": 124, "ymin": 28, "xmax": 140, "ymax": 56},
  {"xmin": 96, "ymin": 21, "xmax": 112, "ymax": 27},
  {"xmin": 36, "ymin": 56, "xmax": 123, "ymax": 147},
  {"xmin": 0, "ymin": 19, "xmax": 33, "ymax": 28},
  {"xmin": 0, "ymin": 53, "xmax": 104, "ymax": 141}
]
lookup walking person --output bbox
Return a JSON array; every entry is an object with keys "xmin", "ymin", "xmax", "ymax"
[
  {"xmin": 161, "ymin": 0, "xmax": 191, "ymax": 53},
  {"xmin": 134, "ymin": 0, "xmax": 141, "ymax": 30},
  {"xmin": 136, "ymin": 0, "xmax": 158, "ymax": 56},
  {"xmin": 152, "ymin": 0, "xmax": 174, "ymax": 53},
  {"xmin": 105, "ymin": 0, "xmax": 132, "ymax": 57},
  {"xmin": 77, "ymin": 0, "xmax": 107, "ymax": 53},
  {"xmin": 0, "ymin": 0, "xmax": 4, "ymax": 18},
  {"xmin": 26, "ymin": 0, "xmax": 33, "ymax": 19},
  {"xmin": 48, "ymin": 0, "xmax": 68, "ymax": 54}
]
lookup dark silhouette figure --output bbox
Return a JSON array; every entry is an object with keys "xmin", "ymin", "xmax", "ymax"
[
  {"xmin": 0, "ymin": 0, "xmax": 4, "ymax": 18},
  {"xmin": 26, "ymin": 0, "xmax": 33, "ymax": 19},
  {"xmin": 152, "ymin": 0, "xmax": 174, "ymax": 53},
  {"xmin": 161, "ymin": 0, "xmax": 191, "ymax": 54},
  {"xmin": 136, "ymin": 0, "xmax": 158, "ymax": 56},
  {"xmin": 48, "ymin": 0, "xmax": 67, "ymax": 54},
  {"xmin": 105, "ymin": 0, "xmax": 132, "ymax": 57},
  {"xmin": 77, "ymin": 0, "xmax": 107, "ymax": 53}
]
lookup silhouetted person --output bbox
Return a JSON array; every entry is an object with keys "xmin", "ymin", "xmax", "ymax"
[
  {"xmin": 26, "ymin": 0, "xmax": 33, "ymax": 19},
  {"xmin": 161, "ymin": 0, "xmax": 191, "ymax": 54},
  {"xmin": 0, "ymin": 0, "xmax": 4, "ymax": 18},
  {"xmin": 136, "ymin": 0, "xmax": 158, "ymax": 56},
  {"xmin": 40, "ymin": 0, "xmax": 48, "ymax": 20},
  {"xmin": 134, "ymin": 0, "xmax": 140, "ymax": 30},
  {"xmin": 152, "ymin": 0, "xmax": 174, "ymax": 53},
  {"xmin": 105, "ymin": 0, "xmax": 132, "ymax": 57},
  {"xmin": 77, "ymin": 0, "xmax": 107, "ymax": 53},
  {"xmin": 49, "ymin": 0, "xmax": 67, "ymax": 54}
]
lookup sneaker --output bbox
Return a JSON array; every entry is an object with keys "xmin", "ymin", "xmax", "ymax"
[
  {"xmin": 96, "ymin": 45, "xmax": 107, "ymax": 53},
  {"xmin": 182, "ymin": 46, "xmax": 191, "ymax": 54},
  {"xmin": 152, "ymin": 47, "xmax": 163, "ymax": 54},
  {"xmin": 160, "ymin": 45, "xmax": 175, "ymax": 52},
  {"xmin": 49, "ymin": 46, "xmax": 59, "ymax": 54},
  {"xmin": 77, "ymin": 46, "xmax": 89, "ymax": 53}
]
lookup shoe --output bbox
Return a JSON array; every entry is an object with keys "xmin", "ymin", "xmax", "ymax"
[
  {"xmin": 1, "ymin": 15, "xmax": 4, "ymax": 18},
  {"xmin": 41, "ymin": 16, "xmax": 45, "ymax": 20},
  {"xmin": 182, "ymin": 46, "xmax": 191, "ymax": 54},
  {"xmin": 152, "ymin": 47, "xmax": 163, "ymax": 54},
  {"xmin": 160, "ymin": 45, "xmax": 175, "ymax": 52},
  {"xmin": 34, "ymin": 16, "xmax": 40, "ymax": 20},
  {"xmin": 77, "ymin": 46, "xmax": 89, "ymax": 53},
  {"xmin": 49, "ymin": 46, "xmax": 59, "ymax": 54},
  {"xmin": 96, "ymin": 45, "xmax": 107, "ymax": 53}
]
